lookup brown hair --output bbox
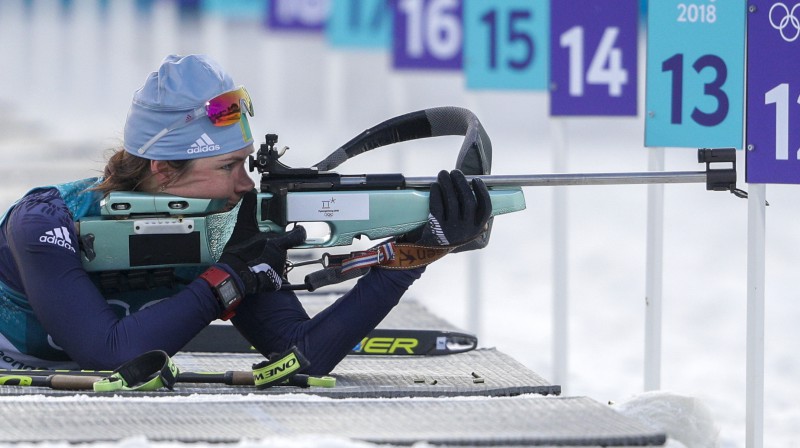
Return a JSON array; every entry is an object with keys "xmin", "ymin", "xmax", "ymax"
[{"xmin": 92, "ymin": 148, "xmax": 194, "ymax": 196}]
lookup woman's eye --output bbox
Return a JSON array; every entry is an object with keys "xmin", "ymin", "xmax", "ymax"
[{"xmin": 221, "ymin": 163, "xmax": 233, "ymax": 171}]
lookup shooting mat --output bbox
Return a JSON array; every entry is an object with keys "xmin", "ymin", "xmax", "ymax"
[{"xmin": 0, "ymin": 395, "xmax": 666, "ymax": 446}]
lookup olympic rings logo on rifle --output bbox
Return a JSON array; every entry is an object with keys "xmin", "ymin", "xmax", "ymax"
[{"xmin": 769, "ymin": 2, "xmax": 800, "ymax": 43}]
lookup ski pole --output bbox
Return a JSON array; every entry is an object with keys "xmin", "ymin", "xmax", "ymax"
[
  {"xmin": 0, "ymin": 369, "xmax": 255, "ymax": 386},
  {"xmin": 0, "ymin": 350, "xmax": 180, "ymax": 392},
  {"xmin": 0, "ymin": 369, "xmax": 335, "ymax": 389},
  {"xmin": 0, "ymin": 370, "xmax": 336, "ymax": 389}
]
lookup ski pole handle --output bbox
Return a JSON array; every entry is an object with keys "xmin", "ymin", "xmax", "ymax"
[
  {"xmin": 176, "ymin": 371, "xmax": 254, "ymax": 385},
  {"xmin": 47, "ymin": 374, "xmax": 106, "ymax": 390},
  {"xmin": 0, "ymin": 373, "xmax": 105, "ymax": 390}
]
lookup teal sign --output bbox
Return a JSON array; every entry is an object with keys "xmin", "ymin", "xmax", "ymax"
[
  {"xmin": 201, "ymin": 0, "xmax": 266, "ymax": 19},
  {"xmin": 327, "ymin": 0, "xmax": 392, "ymax": 48},
  {"xmin": 463, "ymin": 0, "xmax": 549, "ymax": 90},
  {"xmin": 645, "ymin": 0, "xmax": 746, "ymax": 148}
]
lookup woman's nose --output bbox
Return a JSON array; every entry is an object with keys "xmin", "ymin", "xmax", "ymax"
[{"xmin": 236, "ymin": 166, "xmax": 256, "ymax": 193}]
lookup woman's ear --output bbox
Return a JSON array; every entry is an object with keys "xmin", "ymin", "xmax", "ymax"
[{"xmin": 150, "ymin": 160, "xmax": 174, "ymax": 189}]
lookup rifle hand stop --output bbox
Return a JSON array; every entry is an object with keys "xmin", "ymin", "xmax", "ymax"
[{"xmin": 698, "ymin": 148, "xmax": 748, "ymax": 199}]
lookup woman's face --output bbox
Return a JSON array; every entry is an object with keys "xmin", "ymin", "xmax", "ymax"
[{"xmin": 162, "ymin": 145, "xmax": 256, "ymax": 210}]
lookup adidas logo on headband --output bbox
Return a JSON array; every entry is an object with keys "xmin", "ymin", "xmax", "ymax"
[{"xmin": 187, "ymin": 133, "xmax": 221, "ymax": 154}]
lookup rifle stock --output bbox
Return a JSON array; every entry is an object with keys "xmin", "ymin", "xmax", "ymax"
[
  {"xmin": 78, "ymin": 183, "xmax": 524, "ymax": 273},
  {"xmin": 255, "ymin": 187, "xmax": 525, "ymax": 247}
]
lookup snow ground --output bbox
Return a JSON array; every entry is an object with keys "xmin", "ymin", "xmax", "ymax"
[{"xmin": 0, "ymin": 2, "xmax": 798, "ymax": 447}]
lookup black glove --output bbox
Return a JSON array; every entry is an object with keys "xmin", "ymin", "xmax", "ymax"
[
  {"xmin": 416, "ymin": 169, "xmax": 492, "ymax": 246},
  {"xmin": 218, "ymin": 229, "xmax": 306, "ymax": 294},
  {"xmin": 226, "ymin": 190, "xmax": 261, "ymax": 246},
  {"xmin": 218, "ymin": 191, "xmax": 307, "ymax": 293}
]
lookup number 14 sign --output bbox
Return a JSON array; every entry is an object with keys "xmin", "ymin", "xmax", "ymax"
[{"xmin": 550, "ymin": 0, "xmax": 639, "ymax": 116}]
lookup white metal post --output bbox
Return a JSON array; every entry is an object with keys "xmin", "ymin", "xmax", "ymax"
[
  {"xmin": 644, "ymin": 147, "xmax": 665, "ymax": 391},
  {"xmin": 551, "ymin": 119, "xmax": 569, "ymax": 389},
  {"xmin": 746, "ymin": 184, "xmax": 766, "ymax": 448},
  {"xmin": 467, "ymin": 252, "xmax": 482, "ymax": 336},
  {"xmin": 465, "ymin": 95, "xmax": 483, "ymax": 336}
]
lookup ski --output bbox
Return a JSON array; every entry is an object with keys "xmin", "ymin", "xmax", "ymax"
[
  {"xmin": 352, "ymin": 329, "xmax": 478, "ymax": 356},
  {"xmin": 182, "ymin": 325, "xmax": 477, "ymax": 356}
]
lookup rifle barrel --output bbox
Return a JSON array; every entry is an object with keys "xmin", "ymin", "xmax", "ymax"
[{"xmin": 404, "ymin": 171, "xmax": 707, "ymax": 188}]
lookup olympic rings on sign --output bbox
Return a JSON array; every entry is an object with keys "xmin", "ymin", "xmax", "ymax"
[{"xmin": 769, "ymin": 2, "xmax": 800, "ymax": 43}]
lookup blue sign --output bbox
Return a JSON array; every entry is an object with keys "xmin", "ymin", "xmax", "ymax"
[
  {"xmin": 645, "ymin": 0, "xmax": 746, "ymax": 148},
  {"xmin": 328, "ymin": 0, "xmax": 392, "ymax": 48},
  {"xmin": 746, "ymin": 0, "xmax": 800, "ymax": 184},
  {"xmin": 463, "ymin": 0, "xmax": 548, "ymax": 90},
  {"xmin": 392, "ymin": 0, "xmax": 463, "ymax": 70},
  {"xmin": 550, "ymin": 0, "xmax": 638, "ymax": 116},
  {"xmin": 266, "ymin": 0, "xmax": 329, "ymax": 32}
]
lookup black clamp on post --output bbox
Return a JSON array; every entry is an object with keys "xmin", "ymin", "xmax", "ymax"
[{"xmin": 697, "ymin": 148, "xmax": 748, "ymax": 198}]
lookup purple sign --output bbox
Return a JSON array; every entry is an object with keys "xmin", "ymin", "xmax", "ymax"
[
  {"xmin": 549, "ymin": 0, "xmax": 638, "ymax": 116},
  {"xmin": 746, "ymin": 0, "xmax": 800, "ymax": 184},
  {"xmin": 392, "ymin": 0, "xmax": 463, "ymax": 70},
  {"xmin": 267, "ymin": 0, "xmax": 329, "ymax": 32}
]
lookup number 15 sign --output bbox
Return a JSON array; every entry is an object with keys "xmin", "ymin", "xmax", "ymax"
[{"xmin": 746, "ymin": 0, "xmax": 800, "ymax": 184}]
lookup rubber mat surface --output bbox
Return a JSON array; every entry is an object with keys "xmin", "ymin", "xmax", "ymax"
[{"xmin": 0, "ymin": 395, "xmax": 666, "ymax": 446}]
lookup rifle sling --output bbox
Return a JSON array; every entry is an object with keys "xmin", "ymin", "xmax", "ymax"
[
  {"xmin": 378, "ymin": 243, "xmax": 454, "ymax": 269},
  {"xmin": 335, "ymin": 241, "xmax": 474, "ymax": 273}
]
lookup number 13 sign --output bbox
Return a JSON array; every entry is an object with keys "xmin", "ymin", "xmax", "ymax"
[
  {"xmin": 746, "ymin": 0, "xmax": 800, "ymax": 184},
  {"xmin": 645, "ymin": 0, "xmax": 746, "ymax": 148}
]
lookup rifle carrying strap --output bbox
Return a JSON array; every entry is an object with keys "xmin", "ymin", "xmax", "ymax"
[
  {"xmin": 335, "ymin": 241, "xmax": 470, "ymax": 273},
  {"xmin": 300, "ymin": 237, "xmax": 481, "ymax": 291}
]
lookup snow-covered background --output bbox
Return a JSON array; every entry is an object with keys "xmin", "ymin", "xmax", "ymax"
[{"xmin": 0, "ymin": 1, "xmax": 798, "ymax": 447}]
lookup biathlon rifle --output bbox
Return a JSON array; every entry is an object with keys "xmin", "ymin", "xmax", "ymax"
[{"xmin": 76, "ymin": 107, "xmax": 742, "ymax": 291}]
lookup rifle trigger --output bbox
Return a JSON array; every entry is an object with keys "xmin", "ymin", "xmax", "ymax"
[{"xmin": 286, "ymin": 255, "xmax": 327, "ymax": 272}]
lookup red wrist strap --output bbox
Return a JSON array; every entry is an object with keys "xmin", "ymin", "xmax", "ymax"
[{"xmin": 200, "ymin": 266, "xmax": 242, "ymax": 320}]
